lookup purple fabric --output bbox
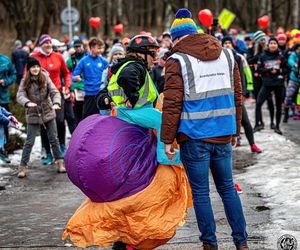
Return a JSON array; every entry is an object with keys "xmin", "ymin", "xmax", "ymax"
[{"xmin": 65, "ymin": 115, "xmax": 158, "ymax": 202}]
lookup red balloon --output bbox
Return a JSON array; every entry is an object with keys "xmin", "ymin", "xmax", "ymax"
[
  {"xmin": 114, "ymin": 24, "xmax": 124, "ymax": 33},
  {"xmin": 89, "ymin": 17, "xmax": 101, "ymax": 29},
  {"xmin": 257, "ymin": 16, "xmax": 270, "ymax": 29},
  {"xmin": 198, "ymin": 9, "xmax": 213, "ymax": 28}
]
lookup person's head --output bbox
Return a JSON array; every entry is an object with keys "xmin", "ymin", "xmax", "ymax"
[
  {"xmin": 88, "ymin": 37, "xmax": 105, "ymax": 56},
  {"xmin": 24, "ymin": 57, "xmax": 45, "ymax": 91},
  {"xmin": 277, "ymin": 33, "xmax": 287, "ymax": 46},
  {"xmin": 170, "ymin": 8, "xmax": 198, "ymax": 44},
  {"xmin": 27, "ymin": 57, "xmax": 41, "ymax": 75},
  {"xmin": 126, "ymin": 35, "xmax": 160, "ymax": 70},
  {"xmin": 254, "ymin": 30, "xmax": 266, "ymax": 47},
  {"xmin": 110, "ymin": 43, "xmax": 125, "ymax": 62},
  {"xmin": 268, "ymin": 37, "xmax": 279, "ymax": 52},
  {"xmin": 14, "ymin": 40, "xmax": 22, "ymax": 49},
  {"xmin": 244, "ymin": 36, "xmax": 252, "ymax": 47},
  {"xmin": 73, "ymin": 39, "xmax": 84, "ymax": 54},
  {"xmin": 222, "ymin": 36, "xmax": 234, "ymax": 50},
  {"xmin": 294, "ymin": 44, "xmax": 300, "ymax": 54},
  {"xmin": 39, "ymin": 34, "xmax": 52, "ymax": 54},
  {"xmin": 158, "ymin": 48, "xmax": 168, "ymax": 67},
  {"xmin": 122, "ymin": 37, "xmax": 131, "ymax": 48}
]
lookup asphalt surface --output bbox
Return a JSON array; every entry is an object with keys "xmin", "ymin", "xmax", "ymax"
[{"xmin": 0, "ymin": 103, "xmax": 299, "ymax": 250}]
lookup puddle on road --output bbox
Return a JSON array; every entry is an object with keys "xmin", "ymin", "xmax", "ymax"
[{"xmin": 253, "ymin": 205, "xmax": 270, "ymax": 212}]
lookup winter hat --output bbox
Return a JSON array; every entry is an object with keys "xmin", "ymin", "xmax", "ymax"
[
  {"xmin": 277, "ymin": 33, "xmax": 287, "ymax": 42},
  {"xmin": 221, "ymin": 36, "xmax": 233, "ymax": 46},
  {"xmin": 110, "ymin": 43, "xmax": 125, "ymax": 56},
  {"xmin": 39, "ymin": 34, "xmax": 52, "ymax": 46},
  {"xmin": 73, "ymin": 39, "xmax": 83, "ymax": 47},
  {"xmin": 268, "ymin": 37, "xmax": 279, "ymax": 45},
  {"xmin": 170, "ymin": 8, "xmax": 198, "ymax": 42},
  {"xmin": 253, "ymin": 30, "xmax": 266, "ymax": 43},
  {"xmin": 159, "ymin": 48, "xmax": 169, "ymax": 59},
  {"xmin": 14, "ymin": 40, "xmax": 22, "ymax": 48},
  {"xmin": 294, "ymin": 32, "xmax": 300, "ymax": 44},
  {"xmin": 27, "ymin": 57, "xmax": 40, "ymax": 71}
]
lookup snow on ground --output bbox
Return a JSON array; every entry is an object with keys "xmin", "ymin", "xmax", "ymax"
[{"xmin": 236, "ymin": 101, "xmax": 300, "ymax": 245}]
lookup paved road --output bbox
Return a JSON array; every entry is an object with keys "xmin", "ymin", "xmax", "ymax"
[{"xmin": 0, "ymin": 102, "xmax": 299, "ymax": 250}]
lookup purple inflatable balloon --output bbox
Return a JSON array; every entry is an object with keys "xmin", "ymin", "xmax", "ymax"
[{"xmin": 65, "ymin": 115, "xmax": 158, "ymax": 202}]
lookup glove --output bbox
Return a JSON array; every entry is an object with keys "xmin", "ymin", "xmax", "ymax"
[{"xmin": 8, "ymin": 116, "xmax": 20, "ymax": 129}]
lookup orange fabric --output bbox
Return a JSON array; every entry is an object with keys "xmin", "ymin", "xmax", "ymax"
[{"xmin": 62, "ymin": 165, "xmax": 192, "ymax": 249}]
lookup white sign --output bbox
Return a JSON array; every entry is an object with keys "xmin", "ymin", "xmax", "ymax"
[{"xmin": 60, "ymin": 7, "xmax": 79, "ymax": 26}]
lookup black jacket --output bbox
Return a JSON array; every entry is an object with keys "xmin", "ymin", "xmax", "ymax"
[
  {"xmin": 150, "ymin": 65, "xmax": 164, "ymax": 94},
  {"xmin": 96, "ymin": 56, "xmax": 147, "ymax": 110},
  {"xmin": 111, "ymin": 56, "xmax": 147, "ymax": 107},
  {"xmin": 11, "ymin": 48, "xmax": 28, "ymax": 76},
  {"xmin": 257, "ymin": 50, "xmax": 288, "ymax": 87}
]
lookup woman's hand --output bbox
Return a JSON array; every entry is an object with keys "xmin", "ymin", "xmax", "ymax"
[
  {"xmin": 27, "ymin": 102, "xmax": 37, "ymax": 108},
  {"xmin": 52, "ymin": 104, "xmax": 61, "ymax": 110}
]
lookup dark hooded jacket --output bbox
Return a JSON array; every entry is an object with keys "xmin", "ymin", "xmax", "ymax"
[{"xmin": 161, "ymin": 34, "xmax": 242, "ymax": 144}]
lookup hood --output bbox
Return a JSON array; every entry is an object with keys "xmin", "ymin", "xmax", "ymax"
[
  {"xmin": 166, "ymin": 34, "xmax": 222, "ymax": 61},
  {"xmin": 111, "ymin": 56, "xmax": 145, "ymax": 74}
]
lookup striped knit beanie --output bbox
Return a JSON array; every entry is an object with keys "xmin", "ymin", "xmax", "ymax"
[
  {"xmin": 170, "ymin": 9, "xmax": 198, "ymax": 42},
  {"xmin": 39, "ymin": 34, "xmax": 52, "ymax": 46},
  {"xmin": 253, "ymin": 30, "xmax": 266, "ymax": 43}
]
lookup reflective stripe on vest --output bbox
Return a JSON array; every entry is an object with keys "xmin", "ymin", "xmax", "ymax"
[
  {"xmin": 107, "ymin": 61, "xmax": 156, "ymax": 107},
  {"xmin": 297, "ymin": 87, "xmax": 300, "ymax": 105},
  {"xmin": 169, "ymin": 49, "xmax": 236, "ymax": 138}
]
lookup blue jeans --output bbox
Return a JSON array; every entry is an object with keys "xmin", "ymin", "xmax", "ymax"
[{"xmin": 180, "ymin": 139, "xmax": 247, "ymax": 246}]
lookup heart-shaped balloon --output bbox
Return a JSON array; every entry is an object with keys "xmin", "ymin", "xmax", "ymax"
[
  {"xmin": 114, "ymin": 24, "xmax": 124, "ymax": 33},
  {"xmin": 257, "ymin": 15, "xmax": 269, "ymax": 29},
  {"xmin": 198, "ymin": 9, "xmax": 213, "ymax": 28},
  {"xmin": 89, "ymin": 17, "xmax": 101, "ymax": 29}
]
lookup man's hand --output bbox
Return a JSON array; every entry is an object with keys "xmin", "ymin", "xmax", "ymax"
[
  {"xmin": 52, "ymin": 104, "xmax": 61, "ymax": 110},
  {"xmin": 70, "ymin": 92, "xmax": 75, "ymax": 103},
  {"xmin": 0, "ymin": 79, "xmax": 5, "ymax": 87},
  {"xmin": 74, "ymin": 76, "xmax": 82, "ymax": 82},
  {"xmin": 271, "ymin": 68, "xmax": 277, "ymax": 74},
  {"xmin": 231, "ymin": 136, "xmax": 237, "ymax": 148},
  {"xmin": 164, "ymin": 143, "xmax": 176, "ymax": 162},
  {"xmin": 118, "ymin": 99, "xmax": 133, "ymax": 109},
  {"xmin": 27, "ymin": 102, "xmax": 37, "ymax": 108}
]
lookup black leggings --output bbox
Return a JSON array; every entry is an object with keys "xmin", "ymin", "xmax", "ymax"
[
  {"xmin": 255, "ymin": 85, "xmax": 284, "ymax": 128},
  {"xmin": 241, "ymin": 104, "xmax": 255, "ymax": 146},
  {"xmin": 254, "ymin": 77, "xmax": 274, "ymax": 125}
]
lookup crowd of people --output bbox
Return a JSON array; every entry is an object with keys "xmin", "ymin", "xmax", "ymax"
[{"xmin": 0, "ymin": 7, "xmax": 300, "ymax": 249}]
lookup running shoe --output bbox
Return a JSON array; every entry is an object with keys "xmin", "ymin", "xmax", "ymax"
[
  {"xmin": 234, "ymin": 183, "xmax": 243, "ymax": 194},
  {"xmin": 251, "ymin": 144, "xmax": 262, "ymax": 153}
]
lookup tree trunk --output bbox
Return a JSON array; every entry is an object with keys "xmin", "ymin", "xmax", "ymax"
[{"xmin": 292, "ymin": 0, "xmax": 299, "ymax": 27}]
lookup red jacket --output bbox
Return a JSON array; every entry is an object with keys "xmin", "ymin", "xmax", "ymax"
[{"xmin": 31, "ymin": 51, "xmax": 71, "ymax": 92}]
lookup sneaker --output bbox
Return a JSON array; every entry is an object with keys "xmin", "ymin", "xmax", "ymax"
[
  {"xmin": 234, "ymin": 183, "xmax": 243, "ymax": 194},
  {"xmin": 251, "ymin": 144, "xmax": 262, "ymax": 154},
  {"xmin": 253, "ymin": 124, "xmax": 264, "ymax": 133},
  {"xmin": 274, "ymin": 127, "xmax": 283, "ymax": 135},
  {"xmin": 112, "ymin": 241, "xmax": 127, "ymax": 250},
  {"xmin": 270, "ymin": 123, "xmax": 276, "ymax": 129},
  {"xmin": 17, "ymin": 165, "xmax": 27, "ymax": 178},
  {"xmin": 42, "ymin": 153, "xmax": 54, "ymax": 165},
  {"xmin": 60, "ymin": 144, "xmax": 66, "ymax": 158},
  {"xmin": 0, "ymin": 153, "xmax": 11, "ymax": 164}
]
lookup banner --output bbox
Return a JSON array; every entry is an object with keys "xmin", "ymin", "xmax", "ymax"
[{"xmin": 218, "ymin": 9, "xmax": 236, "ymax": 29}]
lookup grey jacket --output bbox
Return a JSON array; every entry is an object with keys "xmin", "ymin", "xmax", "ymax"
[{"xmin": 17, "ymin": 69, "xmax": 61, "ymax": 124}]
